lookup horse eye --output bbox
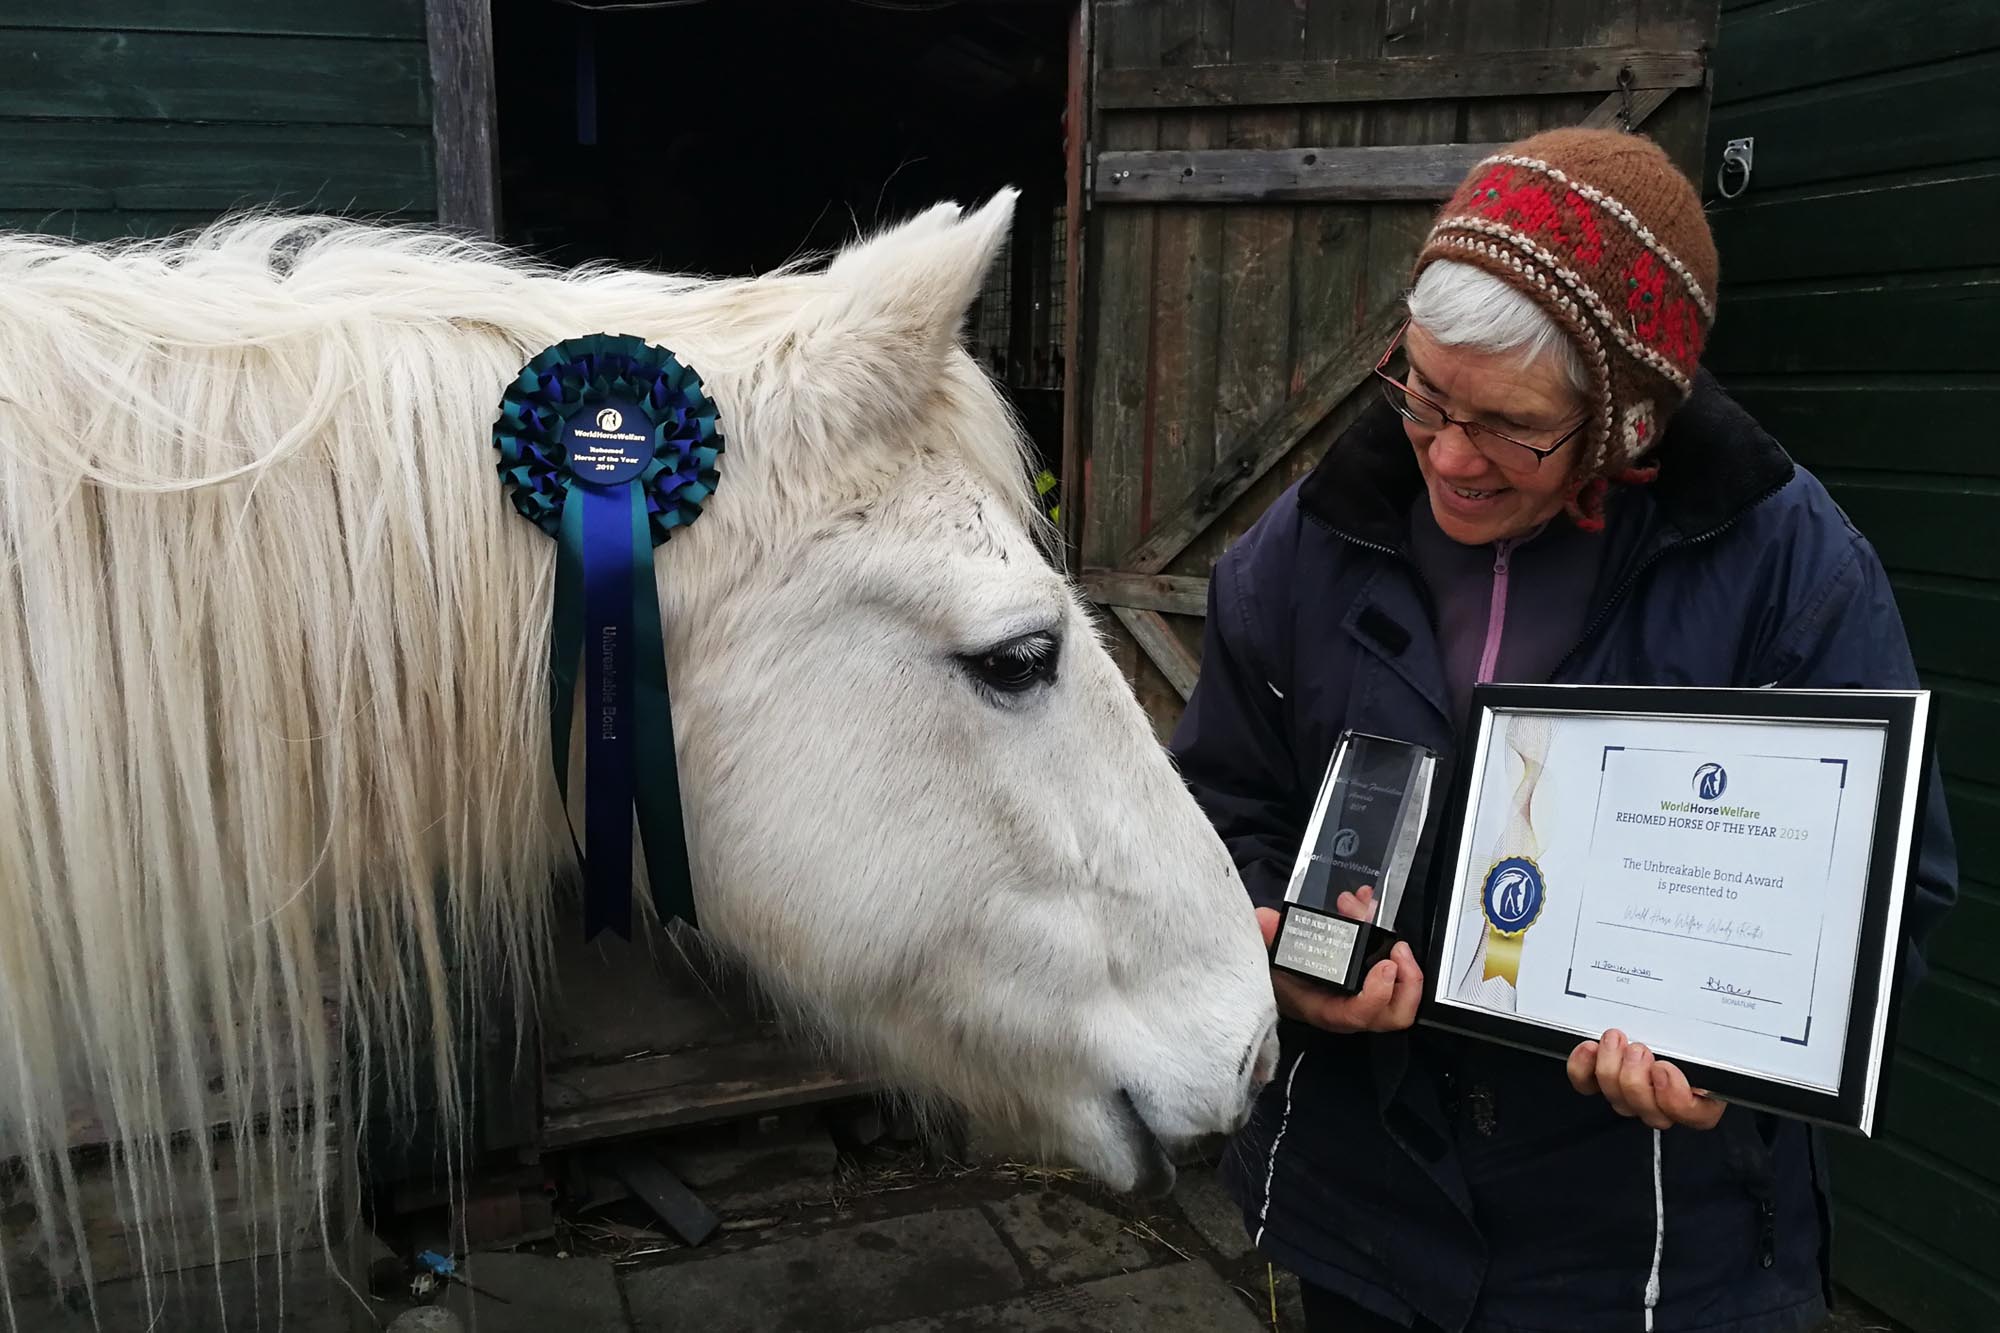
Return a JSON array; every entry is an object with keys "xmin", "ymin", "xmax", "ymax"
[{"xmin": 960, "ymin": 633, "xmax": 1060, "ymax": 696}]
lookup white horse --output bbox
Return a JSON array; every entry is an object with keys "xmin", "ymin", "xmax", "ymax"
[{"xmin": 0, "ymin": 192, "xmax": 1278, "ymax": 1321}]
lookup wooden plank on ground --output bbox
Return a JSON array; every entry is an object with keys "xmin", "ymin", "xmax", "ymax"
[
  {"xmin": 541, "ymin": 1035, "xmax": 871, "ymax": 1149},
  {"xmin": 1109, "ymin": 606, "xmax": 1201, "ymax": 700},
  {"xmin": 1122, "ymin": 301, "xmax": 1404, "ymax": 574},
  {"xmin": 1095, "ymin": 142, "xmax": 1501, "ymax": 203},
  {"xmin": 0, "ymin": 29, "xmax": 429, "ymax": 125},
  {"xmin": 1081, "ymin": 571, "xmax": 1210, "ymax": 616},
  {"xmin": 0, "ymin": 121, "xmax": 433, "ymax": 213},
  {"xmin": 1095, "ymin": 45, "xmax": 1703, "ymax": 109}
]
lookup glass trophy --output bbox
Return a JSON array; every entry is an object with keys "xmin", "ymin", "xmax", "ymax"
[{"xmin": 1269, "ymin": 731, "xmax": 1438, "ymax": 994}]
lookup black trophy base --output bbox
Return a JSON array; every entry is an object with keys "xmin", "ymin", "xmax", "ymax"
[{"xmin": 1269, "ymin": 901, "xmax": 1399, "ymax": 995}]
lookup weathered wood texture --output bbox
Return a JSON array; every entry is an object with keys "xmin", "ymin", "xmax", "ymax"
[
  {"xmin": 1096, "ymin": 45, "xmax": 1703, "ymax": 109},
  {"xmin": 424, "ymin": 0, "xmax": 498, "ymax": 236},
  {"xmin": 1078, "ymin": 0, "xmax": 1717, "ymax": 740},
  {"xmin": 1096, "ymin": 142, "xmax": 1501, "ymax": 203},
  {"xmin": 1700, "ymin": 2, "xmax": 2000, "ymax": 1328},
  {"xmin": 0, "ymin": 2, "xmax": 434, "ymax": 240},
  {"xmin": 538, "ymin": 915, "xmax": 873, "ymax": 1150},
  {"xmin": 0, "ymin": 953, "xmax": 353, "ymax": 1302}
]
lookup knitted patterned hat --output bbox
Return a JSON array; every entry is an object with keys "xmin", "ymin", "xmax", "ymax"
[{"xmin": 1412, "ymin": 128, "xmax": 1719, "ymax": 523}]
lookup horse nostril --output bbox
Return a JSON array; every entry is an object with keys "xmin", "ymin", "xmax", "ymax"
[{"xmin": 1246, "ymin": 1021, "xmax": 1281, "ymax": 1093}]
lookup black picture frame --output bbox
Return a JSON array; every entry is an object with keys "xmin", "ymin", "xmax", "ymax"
[{"xmin": 1418, "ymin": 683, "xmax": 1933, "ymax": 1135}]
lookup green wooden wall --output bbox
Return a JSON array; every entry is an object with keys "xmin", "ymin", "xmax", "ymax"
[
  {"xmin": 1704, "ymin": 2, "xmax": 2000, "ymax": 1328},
  {"xmin": 0, "ymin": 1, "xmax": 436, "ymax": 241}
]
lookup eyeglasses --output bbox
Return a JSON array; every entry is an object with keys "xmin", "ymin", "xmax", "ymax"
[{"xmin": 1372, "ymin": 320, "xmax": 1588, "ymax": 470}]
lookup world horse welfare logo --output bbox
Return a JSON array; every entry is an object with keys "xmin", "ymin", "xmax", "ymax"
[
  {"xmin": 1481, "ymin": 856, "xmax": 1545, "ymax": 935},
  {"xmin": 597, "ymin": 407, "xmax": 624, "ymax": 432},
  {"xmin": 1332, "ymin": 827, "xmax": 1361, "ymax": 859},
  {"xmin": 1693, "ymin": 762, "xmax": 1728, "ymax": 802}
]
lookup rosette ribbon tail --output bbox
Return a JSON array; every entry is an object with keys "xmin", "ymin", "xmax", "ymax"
[{"xmin": 551, "ymin": 481, "xmax": 696, "ymax": 940}]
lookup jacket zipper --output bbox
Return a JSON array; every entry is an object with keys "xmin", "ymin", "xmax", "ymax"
[{"xmin": 1477, "ymin": 540, "xmax": 1516, "ymax": 684}]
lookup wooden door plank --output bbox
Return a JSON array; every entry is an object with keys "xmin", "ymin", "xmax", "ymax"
[
  {"xmin": 1095, "ymin": 45, "xmax": 1704, "ymax": 109},
  {"xmin": 1121, "ymin": 301, "xmax": 1404, "ymax": 574},
  {"xmin": 1081, "ymin": 571, "xmax": 1210, "ymax": 616},
  {"xmin": 1578, "ymin": 85, "xmax": 1674, "ymax": 129},
  {"xmin": 1109, "ymin": 606, "xmax": 1200, "ymax": 700},
  {"xmin": 1096, "ymin": 142, "xmax": 1501, "ymax": 203},
  {"xmin": 1143, "ymin": 0, "xmax": 1229, "ymax": 576}
]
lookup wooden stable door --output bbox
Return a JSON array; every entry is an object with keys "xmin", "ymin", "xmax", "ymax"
[{"xmin": 1069, "ymin": 0, "xmax": 1718, "ymax": 738}]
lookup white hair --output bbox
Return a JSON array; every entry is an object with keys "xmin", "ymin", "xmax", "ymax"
[{"xmin": 1407, "ymin": 259, "xmax": 1591, "ymax": 397}]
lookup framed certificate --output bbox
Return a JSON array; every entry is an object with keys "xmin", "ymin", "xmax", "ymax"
[{"xmin": 1421, "ymin": 684, "xmax": 1933, "ymax": 1134}]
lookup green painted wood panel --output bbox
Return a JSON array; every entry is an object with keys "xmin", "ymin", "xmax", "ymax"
[
  {"xmin": 1714, "ymin": 0, "xmax": 2000, "ymax": 103},
  {"xmin": 1724, "ymin": 382, "xmax": 2000, "ymax": 480},
  {"xmin": 1924, "ymin": 885, "xmax": 2000, "ymax": 989},
  {"xmin": 1898, "ymin": 969, "xmax": 2000, "ymax": 1087},
  {"xmin": 0, "ymin": 121, "xmax": 433, "ymax": 213},
  {"xmin": 0, "ymin": 29, "xmax": 429, "ymax": 125},
  {"xmin": 1819, "ymin": 476, "xmax": 2000, "ymax": 581},
  {"xmin": 1890, "ymin": 577, "xmax": 2000, "ymax": 682},
  {"xmin": 1707, "ymin": 52, "xmax": 2000, "ymax": 192},
  {"xmin": 1931, "ymin": 680, "xmax": 2000, "ymax": 790},
  {"xmin": 1706, "ymin": 273, "xmax": 2000, "ymax": 376},
  {"xmin": 1874, "ymin": 1052, "xmax": 2000, "ymax": 1187},
  {"xmin": 2, "ymin": 0, "xmax": 424, "ymax": 39},
  {"xmin": 1829, "ymin": 1206, "xmax": 2000, "ymax": 1333},
  {"xmin": 1708, "ymin": 167, "xmax": 2000, "ymax": 283},
  {"xmin": 1825, "ymin": 1134, "xmax": 2000, "ymax": 1277}
]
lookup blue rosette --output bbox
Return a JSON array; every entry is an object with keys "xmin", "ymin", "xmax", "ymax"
[{"xmin": 494, "ymin": 333, "xmax": 722, "ymax": 939}]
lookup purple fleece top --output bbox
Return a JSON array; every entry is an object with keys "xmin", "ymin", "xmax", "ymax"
[{"xmin": 1405, "ymin": 494, "xmax": 1606, "ymax": 727}]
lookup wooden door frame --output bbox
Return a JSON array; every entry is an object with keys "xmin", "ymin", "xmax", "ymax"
[{"xmin": 427, "ymin": 0, "xmax": 500, "ymax": 237}]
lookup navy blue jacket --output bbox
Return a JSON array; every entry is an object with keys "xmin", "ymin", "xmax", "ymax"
[{"xmin": 1171, "ymin": 376, "xmax": 1958, "ymax": 1333}]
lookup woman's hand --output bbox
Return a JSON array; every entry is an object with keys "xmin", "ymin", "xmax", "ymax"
[
  {"xmin": 1567, "ymin": 1028, "xmax": 1726, "ymax": 1130},
  {"xmin": 1255, "ymin": 887, "xmax": 1423, "ymax": 1035}
]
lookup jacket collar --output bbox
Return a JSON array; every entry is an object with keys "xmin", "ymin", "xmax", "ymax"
[{"xmin": 1297, "ymin": 370, "xmax": 1796, "ymax": 553}]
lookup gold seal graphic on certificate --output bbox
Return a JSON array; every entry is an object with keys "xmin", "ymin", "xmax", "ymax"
[
  {"xmin": 1479, "ymin": 855, "xmax": 1546, "ymax": 986},
  {"xmin": 1479, "ymin": 715, "xmax": 1552, "ymax": 987}
]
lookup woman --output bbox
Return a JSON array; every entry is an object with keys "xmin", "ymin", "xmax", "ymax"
[{"xmin": 1172, "ymin": 129, "xmax": 1957, "ymax": 1333}]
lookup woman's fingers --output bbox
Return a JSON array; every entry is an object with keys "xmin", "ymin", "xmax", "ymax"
[{"xmin": 1567, "ymin": 1040, "xmax": 1602, "ymax": 1095}]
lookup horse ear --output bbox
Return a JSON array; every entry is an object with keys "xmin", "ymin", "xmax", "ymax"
[{"xmin": 823, "ymin": 189, "xmax": 1018, "ymax": 358}]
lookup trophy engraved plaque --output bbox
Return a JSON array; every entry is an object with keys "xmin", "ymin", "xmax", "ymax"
[{"xmin": 1269, "ymin": 731, "xmax": 1437, "ymax": 994}]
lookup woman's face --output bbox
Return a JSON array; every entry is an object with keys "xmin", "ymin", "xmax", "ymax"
[{"xmin": 1401, "ymin": 324, "xmax": 1588, "ymax": 546}]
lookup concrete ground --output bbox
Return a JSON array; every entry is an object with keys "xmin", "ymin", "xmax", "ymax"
[{"xmin": 9, "ymin": 1121, "xmax": 1907, "ymax": 1332}]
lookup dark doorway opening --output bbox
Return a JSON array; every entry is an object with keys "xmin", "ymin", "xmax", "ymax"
[{"xmin": 492, "ymin": 0, "xmax": 1074, "ymax": 481}]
